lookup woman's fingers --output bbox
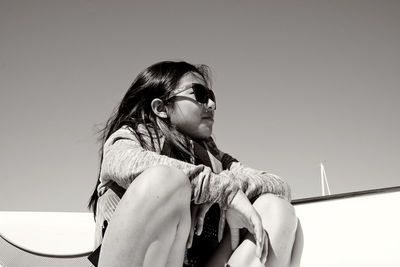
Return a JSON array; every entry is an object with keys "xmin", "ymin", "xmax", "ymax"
[
  {"xmin": 187, "ymin": 203, "xmax": 213, "ymax": 248},
  {"xmin": 227, "ymin": 190, "xmax": 267, "ymax": 262},
  {"xmin": 261, "ymin": 229, "xmax": 269, "ymax": 264},
  {"xmin": 251, "ymin": 214, "xmax": 268, "ymax": 263},
  {"xmin": 187, "ymin": 204, "xmax": 200, "ymax": 248},
  {"xmin": 195, "ymin": 216, "xmax": 204, "ymax": 236},
  {"xmin": 229, "ymin": 227, "xmax": 240, "ymax": 250},
  {"xmin": 252, "ymin": 213, "xmax": 263, "ymax": 259},
  {"xmin": 195, "ymin": 203, "xmax": 212, "ymax": 235},
  {"xmin": 186, "ymin": 205, "xmax": 197, "ymax": 248},
  {"xmin": 218, "ymin": 210, "xmax": 226, "ymax": 242},
  {"xmin": 253, "ymin": 212, "xmax": 269, "ymax": 262}
]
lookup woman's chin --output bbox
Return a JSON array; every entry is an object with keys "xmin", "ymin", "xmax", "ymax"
[
  {"xmin": 187, "ymin": 127, "xmax": 212, "ymax": 140},
  {"xmin": 196, "ymin": 127, "xmax": 213, "ymax": 139}
]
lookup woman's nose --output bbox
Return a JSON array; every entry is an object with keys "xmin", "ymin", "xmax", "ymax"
[{"xmin": 205, "ymin": 98, "xmax": 216, "ymax": 111}]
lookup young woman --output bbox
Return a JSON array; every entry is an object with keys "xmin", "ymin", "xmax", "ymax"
[{"xmin": 88, "ymin": 61, "xmax": 303, "ymax": 267}]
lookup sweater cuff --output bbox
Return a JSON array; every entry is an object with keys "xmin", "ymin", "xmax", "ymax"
[{"xmin": 221, "ymin": 153, "xmax": 239, "ymax": 170}]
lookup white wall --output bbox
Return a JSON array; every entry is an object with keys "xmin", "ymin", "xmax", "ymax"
[{"xmin": 296, "ymin": 190, "xmax": 400, "ymax": 267}]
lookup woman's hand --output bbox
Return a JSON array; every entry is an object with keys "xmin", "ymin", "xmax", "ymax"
[
  {"xmin": 186, "ymin": 202, "xmax": 213, "ymax": 248},
  {"xmin": 226, "ymin": 190, "xmax": 268, "ymax": 264}
]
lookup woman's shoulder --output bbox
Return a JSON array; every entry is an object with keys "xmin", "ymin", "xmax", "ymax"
[
  {"xmin": 105, "ymin": 125, "xmax": 139, "ymax": 146},
  {"xmin": 105, "ymin": 124, "xmax": 164, "ymax": 151}
]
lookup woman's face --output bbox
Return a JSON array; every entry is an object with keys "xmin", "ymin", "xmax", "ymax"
[{"xmin": 167, "ymin": 72, "xmax": 216, "ymax": 139}]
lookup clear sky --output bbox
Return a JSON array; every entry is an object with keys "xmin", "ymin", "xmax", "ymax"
[{"xmin": 1, "ymin": 0, "xmax": 399, "ymax": 212}]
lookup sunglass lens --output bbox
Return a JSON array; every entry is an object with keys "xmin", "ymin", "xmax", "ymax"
[
  {"xmin": 192, "ymin": 84, "xmax": 207, "ymax": 103},
  {"xmin": 193, "ymin": 84, "xmax": 216, "ymax": 104},
  {"xmin": 209, "ymin": 90, "xmax": 216, "ymax": 103}
]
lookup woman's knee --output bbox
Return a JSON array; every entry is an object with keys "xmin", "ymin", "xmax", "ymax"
[
  {"xmin": 253, "ymin": 194, "xmax": 298, "ymax": 233},
  {"xmin": 126, "ymin": 165, "xmax": 191, "ymax": 205},
  {"xmin": 143, "ymin": 165, "xmax": 190, "ymax": 187}
]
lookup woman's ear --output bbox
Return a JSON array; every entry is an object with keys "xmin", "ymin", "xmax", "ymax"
[{"xmin": 151, "ymin": 98, "xmax": 168, "ymax": 118}]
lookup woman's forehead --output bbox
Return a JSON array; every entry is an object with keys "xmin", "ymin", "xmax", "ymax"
[{"xmin": 177, "ymin": 72, "xmax": 206, "ymax": 87}]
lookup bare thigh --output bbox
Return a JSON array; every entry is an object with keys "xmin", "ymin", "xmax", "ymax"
[{"xmin": 98, "ymin": 166, "xmax": 191, "ymax": 267}]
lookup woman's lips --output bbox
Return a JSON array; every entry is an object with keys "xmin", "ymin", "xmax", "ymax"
[{"xmin": 202, "ymin": 116, "xmax": 214, "ymax": 121}]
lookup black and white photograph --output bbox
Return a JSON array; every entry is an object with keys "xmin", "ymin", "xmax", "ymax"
[{"xmin": 0, "ymin": 1, "xmax": 399, "ymax": 266}]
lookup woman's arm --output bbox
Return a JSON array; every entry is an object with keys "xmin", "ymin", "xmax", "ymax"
[
  {"xmin": 229, "ymin": 161, "xmax": 291, "ymax": 202},
  {"xmin": 100, "ymin": 127, "xmax": 240, "ymax": 208},
  {"xmin": 204, "ymin": 137, "xmax": 291, "ymax": 202}
]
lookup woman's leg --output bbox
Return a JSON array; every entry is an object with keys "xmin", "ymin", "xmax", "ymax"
[
  {"xmin": 98, "ymin": 165, "xmax": 191, "ymax": 267},
  {"xmin": 228, "ymin": 194, "xmax": 301, "ymax": 267},
  {"xmin": 289, "ymin": 219, "xmax": 304, "ymax": 267},
  {"xmin": 205, "ymin": 193, "xmax": 302, "ymax": 267}
]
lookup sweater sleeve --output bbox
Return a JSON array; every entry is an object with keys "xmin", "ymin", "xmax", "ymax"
[
  {"xmin": 99, "ymin": 128, "xmax": 240, "ymax": 208},
  {"xmin": 203, "ymin": 137, "xmax": 292, "ymax": 202},
  {"xmin": 228, "ymin": 160, "xmax": 292, "ymax": 202}
]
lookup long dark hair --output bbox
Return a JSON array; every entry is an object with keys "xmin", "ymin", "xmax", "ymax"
[{"xmin": 88, "ymin": 61, "xmax": 211, "ymax": 216}]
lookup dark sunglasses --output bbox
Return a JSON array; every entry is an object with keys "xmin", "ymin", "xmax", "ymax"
[{"xmin": 166, "ymin": 83, "xmax": 216, "ymax": 107}]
